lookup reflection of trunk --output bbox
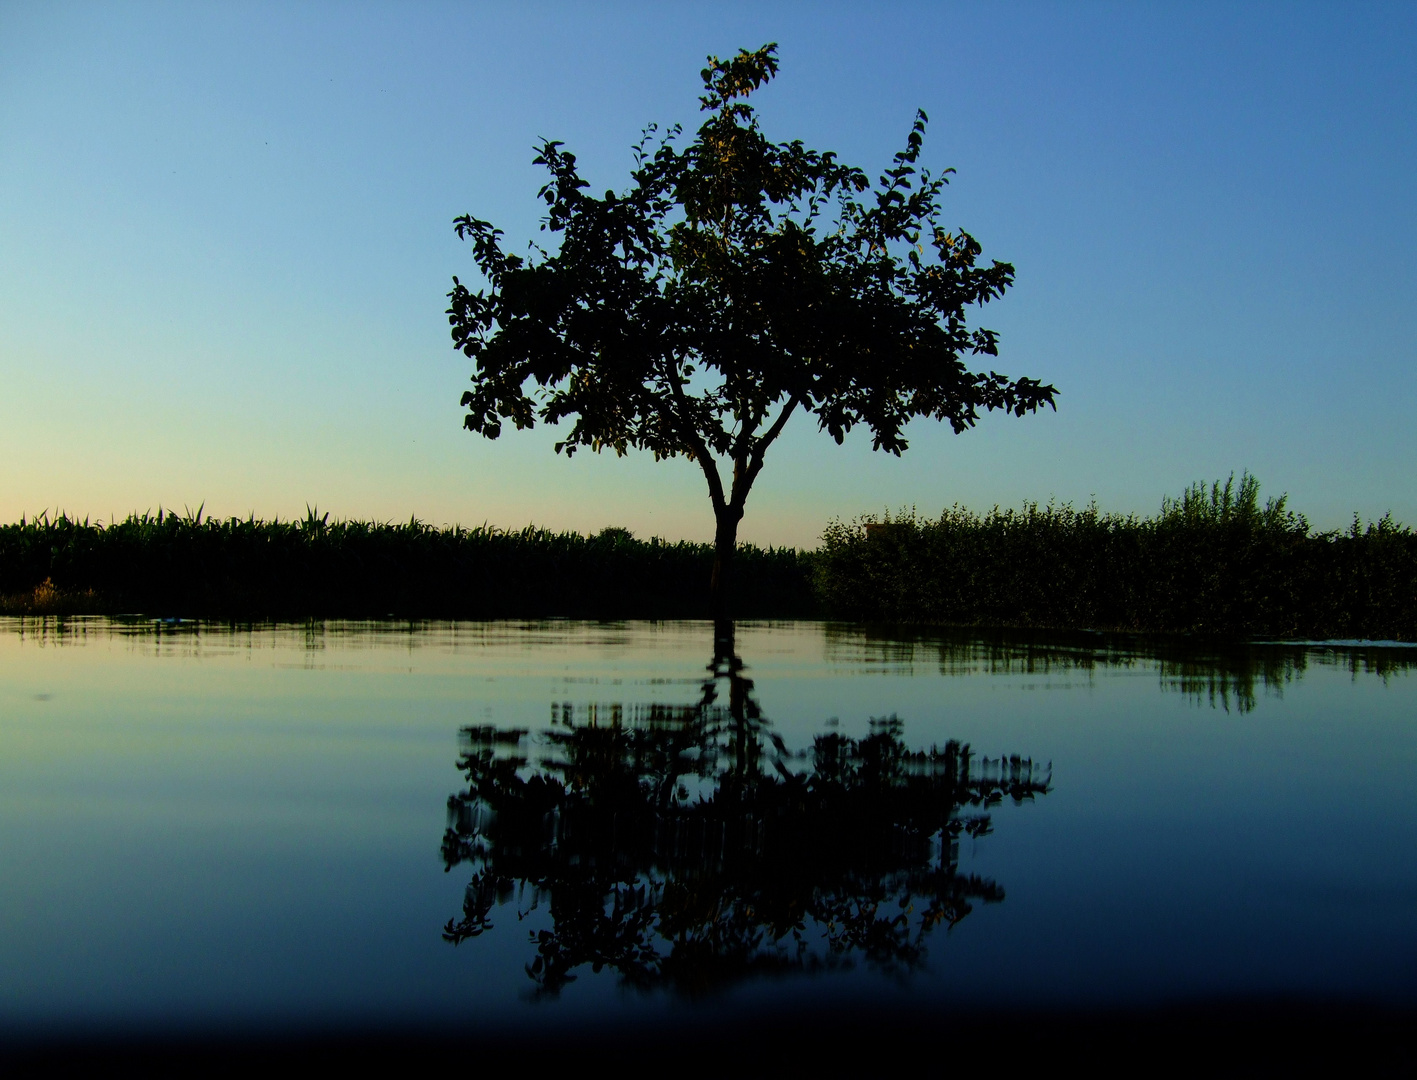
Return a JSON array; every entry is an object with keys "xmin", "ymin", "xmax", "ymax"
[
  {"xmin": 712, "ymin": 617, "xmax": 736, "ymax": 662},
  {"xmin": 710, "ymin": 506, "xmax": 742, "ymax": 621},
  {"xmin": 707, "ymin": 618, "xmax": 765, "ymax": 783}
]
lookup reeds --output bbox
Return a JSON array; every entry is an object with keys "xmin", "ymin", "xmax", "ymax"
[
  {"xmin": 4, "ymin": 476, "xmax": 1414, "ymax": 636},
  {"xmin": 816, "ymin": 474, "xmax": 1417, "ymax": 640},
  {"xmin": 0, "ymin": 508, "xmax": 814, "ymax": 619}
]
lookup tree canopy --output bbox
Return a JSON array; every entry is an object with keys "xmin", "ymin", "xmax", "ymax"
[{"xmin": 448, "ymin": 43, "xmax": 1057, "ymax": 610}]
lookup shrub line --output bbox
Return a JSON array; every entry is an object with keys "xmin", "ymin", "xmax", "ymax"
[{"xmin": 3, "ymin": 476, "xmax": 1413, "ymax": 639}]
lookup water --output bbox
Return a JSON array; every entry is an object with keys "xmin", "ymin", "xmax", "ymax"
[{"xmin": 1, "ymin": 618, "xmax": 1414, "ymax": 1046}]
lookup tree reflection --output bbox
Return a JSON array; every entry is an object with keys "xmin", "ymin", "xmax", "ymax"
[{"xmin": 441, "ymin": 624, "xmax": 1050, "ymax": 997}]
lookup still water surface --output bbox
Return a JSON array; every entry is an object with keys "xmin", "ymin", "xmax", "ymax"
[{"xmin": 1, "ymin": 618, "xmax": 1414, "ymax": 1038}]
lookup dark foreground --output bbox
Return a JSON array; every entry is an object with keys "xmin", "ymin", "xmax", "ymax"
[{"xmin": 7, "ymin": 1005, "xmax": 1415, "ymax": 1071}]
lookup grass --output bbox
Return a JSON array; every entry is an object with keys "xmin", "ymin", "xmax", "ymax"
[{"xmin": 2, "ymin": 475, "xmax": 1414, "ymax": 638}]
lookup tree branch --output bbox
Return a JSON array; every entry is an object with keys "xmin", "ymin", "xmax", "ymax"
[
  {"xmin": 743, "ymin": 395, "xmax": 799, "ymax": 491},
  {"xmin": 665, "ymin": 356, "xmax": 728, "ymax": 514}
]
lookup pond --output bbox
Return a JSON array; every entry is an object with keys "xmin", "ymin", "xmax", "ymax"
[{"xmin": 1, "ymin": 618, "xmax": 1414, "ymax": 1055}]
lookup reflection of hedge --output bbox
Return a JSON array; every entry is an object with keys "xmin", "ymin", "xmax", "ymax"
[
  {"xmin": 817, "ymin": 475, "xmax": 1417, "ymax": 640},
  {"xmin": 0, "ymin": 511, "xmax": 814, "ymax": 619}
]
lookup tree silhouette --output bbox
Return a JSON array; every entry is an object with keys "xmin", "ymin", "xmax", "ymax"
[
  {"xmin": 440, "ymin": 632, "xmax": 1050, "ymax": 997},
  {"xmin": 447, "ymin": 44, "xmax": 1057, "ymax": 615}
]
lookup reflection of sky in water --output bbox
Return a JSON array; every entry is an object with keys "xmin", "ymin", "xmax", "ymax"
[{"xmin": 0, "ymin": 619, "xmax": 1414, "ymax": 1037}]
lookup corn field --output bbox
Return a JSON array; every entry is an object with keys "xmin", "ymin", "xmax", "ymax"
[
  {"xmin": 0, "ymin": 509, "xmax": 814, "ymax": 619},
  {"xmin": 4, "ymin": 476, "xmax": 1414, "ymax": 638}
]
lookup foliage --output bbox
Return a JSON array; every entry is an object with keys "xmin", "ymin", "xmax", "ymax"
[
  {"xmin": 3, "ymin": 476, "xmax": 1412, "ymax": 635},
  {"xmin": 816, "ymin": 473, "xmax": 1417, "ymax": 639},
  {"xmin": 0, "ymin": 509, "xmax": 812, "ymax": 619},
  {"xmin": 447, "ymin": 44, "xmax": 1055, "ymax": 602}
]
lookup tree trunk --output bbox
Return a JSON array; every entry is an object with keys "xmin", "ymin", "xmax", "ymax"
[{"xmin": 709, "ymin": 505, "xmax": 742, "ymax": 622}]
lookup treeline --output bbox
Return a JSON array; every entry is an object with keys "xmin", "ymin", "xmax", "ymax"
[
  {"xmin": 2, "ymin": 475, "xmax": 1414, "ymax": 638},
  {"xmin": 817, "ymin": 475, "xmax": 1417, "ymax": 640},
  {"xmin": 0, "ymin": 511, "xmax": 813, "ymax": 620}
]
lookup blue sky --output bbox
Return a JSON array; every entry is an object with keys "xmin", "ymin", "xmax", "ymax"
[{"xmin": 1, "ymin": 1, "xmax": 1413, "ymax": 545}]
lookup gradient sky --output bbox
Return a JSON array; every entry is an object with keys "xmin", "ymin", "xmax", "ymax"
[{"xmin": 2, "ymin": 1, "xmax": 1413, "ymax": 546}]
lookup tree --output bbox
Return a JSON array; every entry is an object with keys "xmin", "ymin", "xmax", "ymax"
[{"xmin": 447, "ymin": 43, "xmax": 1057, "ymax": 616}]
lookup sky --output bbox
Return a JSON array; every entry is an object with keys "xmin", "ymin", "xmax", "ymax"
[{"xmin": 1, "ymin": 1, "xmax": 1413, "ymax": 547}]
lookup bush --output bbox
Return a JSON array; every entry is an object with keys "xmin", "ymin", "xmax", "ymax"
[{"xmin": 815, "ymin": 474, "xmax": 1417, "ymax": 640}]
